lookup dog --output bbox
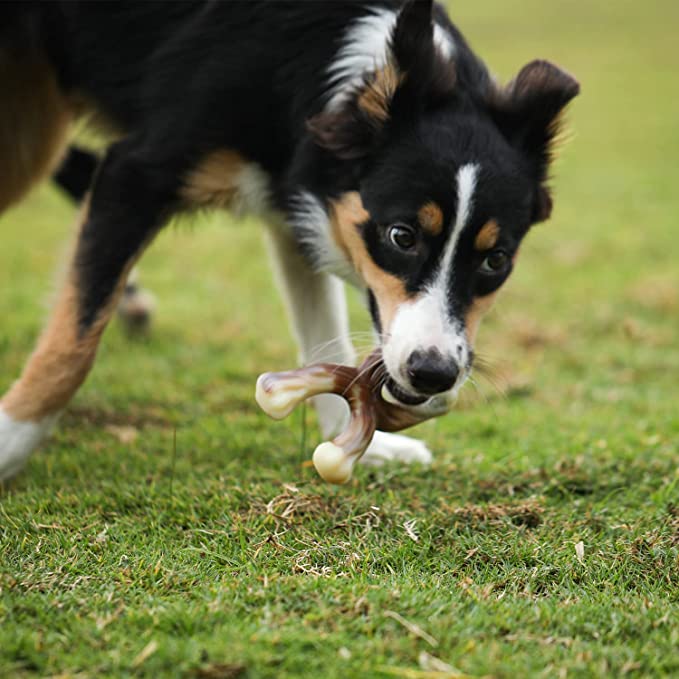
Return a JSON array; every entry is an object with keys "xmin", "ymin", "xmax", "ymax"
[
  {"xmin": 0, "ymin": 0, "xmax": 579, "ymax": 481},
  {"xmin": 53, "ymin": 146, "xmax": 157, "ymax": 333}
]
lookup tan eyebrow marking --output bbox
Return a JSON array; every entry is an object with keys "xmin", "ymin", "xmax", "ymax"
[
  {"xmin": 330, "ymin": 191, "xmax": 411, "ymax": 332},
  {"xmin": 474, "ymin": 220, "xmax": 500, "ymax": 251},
  {"xmin": 417, "ymin": 201, "xmax": 444, "ymax": 236}
]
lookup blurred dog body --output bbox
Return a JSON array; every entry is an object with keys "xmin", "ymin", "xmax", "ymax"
[
  {"xmin": 53, "ymin": 147, "xmax": 156, "ymax": 333},
  {"xmin": 0, "ymin": 1, "xmax": 578, "ymax": 480}
]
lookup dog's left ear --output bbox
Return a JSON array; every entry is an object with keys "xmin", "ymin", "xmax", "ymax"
[
  {"xmin": 390, "ymin": 0, "xmax": 455, "ymax": 104},
  {"xmin": 307, "ymin": 0, "xmax": 455, "ymax": 161},
  {"xmin": 490, "ymin": 60, "xmax": 580, "ymax": 222}
]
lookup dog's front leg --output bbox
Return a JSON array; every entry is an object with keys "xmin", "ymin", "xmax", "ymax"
[
  {"xmin": 263, "ymin": 226, "xmax": 432, "ymax": 468},
  {"xmin": 264, "ymin": 226, "xmax": 355, "ymax": 438}
]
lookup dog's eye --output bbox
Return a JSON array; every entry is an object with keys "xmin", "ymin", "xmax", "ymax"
[
  {"xmin": 479, "ymin": 250, "xmax": 509, "ymax": 274},
  {"xmin": 388, "ymin": 224, "xmax": 417, "ymax": 251}
]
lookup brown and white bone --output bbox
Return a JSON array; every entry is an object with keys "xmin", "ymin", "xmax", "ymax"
[{"xmin": 255, "ymin": 351, "xmax": 451, "ymax": 484}]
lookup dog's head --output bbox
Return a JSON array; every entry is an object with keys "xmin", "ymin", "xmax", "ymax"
[{"xmin": 308, "ymin": 0, "xmax": 579, "ymax": 406}]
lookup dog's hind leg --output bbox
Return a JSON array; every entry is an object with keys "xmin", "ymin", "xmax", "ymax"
[
  {"xmin": 53, "ymin": 146, "xmax": 158, "ymax": 333},
  {"xmin": 0, "ymin": 140, "xmax": 178, "ymax": 480},
  {"xmin": 116, "ymin": 267, "xmax": 156, "ymax": 333},
  {"xmin": 52, "ymin": 146, "xmax": 100, "ymax": 203},
  {"xmin": 0, "ymin": 58, "xmax": 71, "ymax": 213}
]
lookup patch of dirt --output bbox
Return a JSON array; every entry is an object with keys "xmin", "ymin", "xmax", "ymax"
[
  {"xmin": 63, "ymin": 405, "xmax": 173, "ymax": 430},
  {"xmin": 448, "ymin": 498, "xmax": 545, "ymax": 528},
  {"xmin": 189, "ymin": 663, "xmax": 247, "ymax": 679},
  {"xmin": 244, "ymin": 484, "xmax": 334, "ymax": 524},
  {"xmin": 627, "ymin": 275, "xmax": 679, "ymax": 313}
]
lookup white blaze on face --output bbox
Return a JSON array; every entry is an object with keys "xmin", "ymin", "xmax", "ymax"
[
  {"xmin": 437, "ymin": 164, "xmax": 479, "ymax": 287},
  {"xmin": 383, "ymin": 164, "xmax": 480, "ymax": 396}
]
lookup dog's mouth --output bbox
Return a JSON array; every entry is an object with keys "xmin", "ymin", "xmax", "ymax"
[{"xmin": 383, "ymin": 378, "xmax": 430, "ymax": 407}]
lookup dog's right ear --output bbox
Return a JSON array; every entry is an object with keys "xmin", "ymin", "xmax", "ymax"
[
  {"xmin": 306, "ymin": 58, "xmax": 405, "ymax": 161},
  {"xmin": 307, "ymin": 0, "xmax": 455, "ymax": 161}
]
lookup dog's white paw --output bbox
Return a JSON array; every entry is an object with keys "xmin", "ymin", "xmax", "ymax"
[
  {"xmin": 117, "ymin": 285, "xmax": 156, "ymax": 333},
  {"xmin": 360, "ymin": 430, "xmax": 433, "ymax": 467},
  {"xmin": 0, "ymin": 408, "xmax": 55, "ymax": 482}
]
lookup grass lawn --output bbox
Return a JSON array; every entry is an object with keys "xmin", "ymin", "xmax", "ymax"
[{"xmin": 1, "ymin": 1, "xmax": 678, "ymax": 677}]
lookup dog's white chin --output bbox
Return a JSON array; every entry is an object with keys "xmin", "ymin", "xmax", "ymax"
[
  {"xmin": 380, "ymin": 383, "xmax": 453, "ymax": 418},
  {"xmin": 380, "ymin": 383, "xmax": 401, "ymax": 406}
]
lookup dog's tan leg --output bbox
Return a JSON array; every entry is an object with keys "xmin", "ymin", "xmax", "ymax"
[
  {"xmin": 0, "ymin": 208, "xmax": 134, "ymax": 480},
  {"xmin": 0, "ymin": 141, "xmax": 177, "ymax": 480}
]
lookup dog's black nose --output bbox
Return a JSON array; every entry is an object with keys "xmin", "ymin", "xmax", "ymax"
[{"xmin": 406, "ymin": 350, "xmax": 459, "ymax": 395}]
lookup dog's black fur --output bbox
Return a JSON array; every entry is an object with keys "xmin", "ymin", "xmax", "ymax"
[
  {"xmin": 53, "ymin": 146, "xmax": 98, "ymax": 203},
  {"xmin": 5, "ymin": 0, "xmax": 575, "ymax": 326},
  {"xmin": 0, "ymin": 0, "xmax": 579, "ymax": 480}
]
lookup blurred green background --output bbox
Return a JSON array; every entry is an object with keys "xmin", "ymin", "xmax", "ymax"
[{"xmin": 1, "ymin": 2, "xmax": 677, "ymax": 677}]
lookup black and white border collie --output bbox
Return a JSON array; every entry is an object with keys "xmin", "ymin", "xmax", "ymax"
[{"xmin": 0, "ymin": 0, "xmax": 579, "ymax": 481}]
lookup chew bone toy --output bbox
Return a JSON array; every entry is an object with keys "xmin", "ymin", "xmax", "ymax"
[{"xmin": 255, "ymin": 350, "xmax": 451, "ymax": 484}]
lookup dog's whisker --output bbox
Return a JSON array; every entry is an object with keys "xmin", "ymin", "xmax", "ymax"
[
  {"xmin": 468, "ymin": 361, "xmax": 507, "ymax": 399},
  {"xmin": 465, "ymin": 375, "xmax": 490, "ymax": 406},
  {"xmin": 472, "ymin": 354, "xmax": 505, "ymax": 384},
  {"xmin": 341, "ymin": 353, "xmax": 387, "ymax": 396},
  {"xmin": 306, "ymin": 329, "xmax": 391, "ymax": 365},
  {"xmin": 306, "ymin": 336, "xmax": 378, "ymax": 363}
]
